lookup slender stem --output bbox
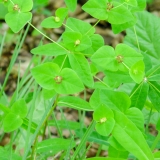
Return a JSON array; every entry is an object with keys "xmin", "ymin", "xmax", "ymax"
[
  {"xmin": 129, "ymin": 82, "xmax": 143, "ymax": 99},
  {"xmin": 71, "ymin": 120, "xmax": 96, "ymax": 160},
  {"xmin": 133, "ymin": 26, "xmax": 141, "ymax": 53},
  {"xmin": 148, "ymin": 81, "xmax": 160, "ymax": 93},
  {"xmin": 63, "ymin": 23, "xmax": 74, "ymax": 31},
  {"xmin": 96, "ymin": 144, "xmax": 102, "ymax": 156},
  {"xmin": 147, "ymin": 65, "xmax": 160, "ymax": 78},
  {"xmin": 0, "ymin": 31, "xmax": 6, "ymax": 57},
  {"xmin": 151, "ymin": 131, "xmax": 160, "ymax": 151},
  {"xmin": 59, "ymin": 54, "xmax": 68, "ymax": 72},
  {"xmin": 85, "ymin": 20, "xmax": 100, "ymax": 36},
  {"xmin": 122, "ymin": 62, "xmax": 130, "ymax": 70},
  {"xmin": 94, "ymin": 76, "xmax": 110, "ymax": 88},
  {"xmin": 31, "ymin": 94, "xmax": 60, "ymax": 159},
  {"xmin": 28, "ymin": 22, "xmax": 69, "ymax": 53}
]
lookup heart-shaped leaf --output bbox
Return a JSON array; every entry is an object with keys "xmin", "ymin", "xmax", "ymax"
[
  {"xmin": 93, "ymin": 104, "xmax": 115, "ymax": 136},
  {"xmin": 11, "ymin": 99, "xmax": 28, "ymax": 118},
  {"xmin": 41, "ymin": 8, "xmax": 68, "ymax": 28},
  {"xmin": 5, "ymin": 12, "xmax": 32, "ymax": 33},
  {"xmin": 31, "ymin": 62, "xmax": 84, "ymax": 94},
  {"xmin": 3, "ymin": 113, "xmax": 23, "ymax": 132},
  {"xmin": 129, "ymin": 60, "xmax": 145, "ymax": 83}
]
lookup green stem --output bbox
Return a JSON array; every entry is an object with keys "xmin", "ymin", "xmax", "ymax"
[
  {"xmin": 148, "ymin": 81, "xmax": 160, "ymax": 93},
  {"xmin": 129, "ymin": 82, "xmax": 143, "ymax": 98},
  {"xmin": 28, "ymin": 22, "xmax": 69, "ymax": 53},
  {"xmin": 122, "ymin": 62, "xmax": 130, "ymax": 70},
  {"xmin": 133, "ymin": 26, "xmax": 141, "ymax": 53},
  {"xmin": 63, "ymin": 23, "xmax": 74, "ymax": 31},
  {"xmin": 71, "ymin": 120, "xmax": 96, "ymax": 160},
  {"xmin": 94, "ymin": 76, "xmax": 110, "ymax": 88},
  {"xmin": 31, "ymin": 94, "xmax": 60, "ymax": 159},
  {"xmin": 147, "ymin": 65, "xmax": 160, "ymax": 78},
  {"xmin": 85, "ymin": 20, "xmax": 100, "ymax": 35},
  {"xmin": 59, "ymin": 54, "xmax": 68, "ymax": 72},
  {"xmin": 151, "ymin": 131, "xmax": 160, "ymax": 151},
  {"xmin": 96, "ymin": 144, "xmax": 102, "ymax": 156}
]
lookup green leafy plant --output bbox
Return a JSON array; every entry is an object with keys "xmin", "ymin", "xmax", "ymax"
[{"xmin": 0, "ymin": 0, "xmax": 160, "ymax": 159}]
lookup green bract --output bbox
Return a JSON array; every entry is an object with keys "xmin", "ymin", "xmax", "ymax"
[
  {"xmin": 93, "ymin": 104, "xmax": 115, "ymax": 136},
  {"xmin": 82, "ymin": 0, "xmax": 134, "ymax": 24},
  {"xmin": 91, "ymin": 44, "xmax": 143, "ymax": 72},
  {"xmin": 31, "ymin": 62, "xmax": 84, "ymax": 94},
  {"xmin": 3, "ymin": 99, "xmax": 28, "ymax": 132},
  {"xmin": 5, "ymin": 0, "xmax": 33, "ymax": 33},
  {"xmin": 41, "ymin": 8, "xmax": 68, "ymax": 28}
]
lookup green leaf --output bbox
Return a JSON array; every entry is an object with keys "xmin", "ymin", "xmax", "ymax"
[
  {"xmin": 120, "ymin": 0, "xmax": 137, "ymax": 6},
  {"xmin": 91, "ymin": 44, "xmax": 143, "ymax": 72},
  {"xmin": 108, "ymin": 145, "xmax": 129, "ymax": 158},
  {"xmin": 52, "ymin": 55, "xmax": 71, "ymax": 69},
  {"xmin": 108, "ymin": 136, "xmax": 126, "ymax": 151},
  {"xmin": 75, "ymin": 128, "xmax": 109, "ymax": 146},
  {"xmin": 31, "ymin": 62, "xmax": 60, "ymax": 90},
  {"xmin": 108, "ymin": 2, "xmax": 134, "ymax": 24},
  {"xmin": 112, "ymin": 17, "xmax": 137, "ymax": 34},
  {"xmin": 93, "ymin": 104, "xmax": 115, "ymax": 136},
  {"xmin": 11, "ymin": 99, "xmax": 28, "ymax": 118},
  {"xmin": 130, "ymin": 82, "xmax": 149, "ymax": 110},
  {"xmin": 8, "ymin": 0, "xmax": 33, "ymax": 12},
  {"xmin": 64, "ymin": 0, "xmax": 77, "ymax": 12},
  {"xmin": 90, "ymin": 89, "xmax": 130, "ymax": 112},
  {"xmin": 42, "ymin": 89, "xmax": 56, "ymax": 100},
  {"xmin": 5, "ymin": 12, "xmax": 32, "ymax": 33},
  {"xmin": 129, "ymin": 60, "xmax": 145, "ymax": 83},
  {"xmin": 0, "ymin": 3, "xmax": 8, "ymax": 19},
  {"xmin": 56, "ymin": 68, "xmax": 84, "ymax": 94},
  {"xmin": 146, "ymin": 64, "xmax": 160, "ymax": 81},
  {"xmin": 31, "ymin": 43, "xmax": 69, "ymax": 56},
  {"xmin": 91, "ymin": 45, "xmax": 117, "ymax": 71},
  {"xmin": 62, "ymin": 31, "xmax": 92, "ymax": 51},
  {"xmin": 130, "ymin": 0, "xmax": 146, "ymax": 12},
  {"xmin": 90, "ymin": 34, "xmax": 104, "ymax": 52},
  {"xmin": 0, "ymin": 147, "xmax": 21, "ymax": 160},
  {"xmin": 100, "ymin": 90, "xmax": 131, "ymax": 112},
  {"xmin": 156, "ymin": 118, "xmax": 160, "ymax": 131},
  {"xmin": 31, "ymin": 62, "xmax": 84, "ymax": 94},
  {"xmin": 103, "ymin": 70, "xmax": 133, "ymax": 88},
  {"xmin": 58, "ymin": 96, "xmax": 93, "ymax": 111},
  {"xmin": 154, "ymin": 151, "xmax": 160, "ymax": 158},
  {"xmin": 36, "ymin": 138, "xmax": 75, "ymax": 155},
  {"xmin": 124, "ymin": 11, "xmax": 160, "ymax": 65},
  {"xmin": 68, "ymin": 54, "xmax": 94, "ymax": 87},
  {"xmin": 48, "ymin": 120, "xmax": 81, "ymax": 130},
  {"xmin": 41, "ymin": 8, "xmax": 68, "ymax": 28},
  {"xmin": 148, "ymin": 82, "xmax": 160, "ymax": 112},
  {"xmin": 125, "ymin": 107, "xmax": 145, "ymax": 132},
  {"xmin": 82, "ymin": 0, "xmax": 108, "ymax": 20},
  {"xmin": 115, "ymin": 44, "xmax": 143, "ymax": 72},
  {"xmin": 65, "ymin": 17, "xmax": 95, "ymax": 36},
  {"xmin": 112, "ymin": 110, "xmax": 154, "ymax": 160},
  {"xmin": 3, "ymin": 112, "xmax": 23, "ymax": 132}
]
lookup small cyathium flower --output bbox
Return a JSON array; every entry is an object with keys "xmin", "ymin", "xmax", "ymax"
[
  {"xmin": 116, "ymin": 55, "xmax": 123, "ymax": 63},
  {"xmin": 54, "ymin": 76, "xmax": 63, "ymax": 84}
]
